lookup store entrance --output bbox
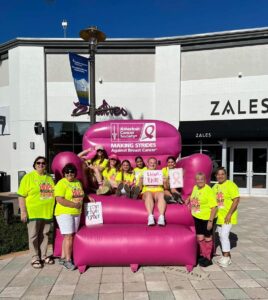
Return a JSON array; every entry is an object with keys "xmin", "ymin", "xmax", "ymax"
[{"xmin": 229, "ymin": 144, "xmax": 268, "ymax": 195}]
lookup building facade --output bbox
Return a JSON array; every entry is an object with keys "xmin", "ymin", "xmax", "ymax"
[{"xmin": 0, "ymin": 27, "xmax": 268, "ymax": 195}]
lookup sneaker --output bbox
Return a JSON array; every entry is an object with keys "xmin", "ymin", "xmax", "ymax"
[
  {"xmin": 148, "ymin": 214, "xmax": 155, "ymax": 226},
  {"xmin": 96, "ymin": 185, "xmax": 110, "ymax": 195},
  {"xmin": 199, "ymin": 257, "xmax": 213, "ymax": 267},
  {"xmin": 172, "ymin": 193, "xmax": 184, "ymax": 204},
  {"xmin": 164, "ymin": 195, "xmax": 177, "ymax": 204},
  {"xmin": 63, "ymin": 260, "xmax": 76, "ymax": 270},
  {"xmin": 116, "ymin": 183, "xmax": 124, "ymax": 196},
  {"xmin": 157, "ymin": 215, "xmax": 166, "ymax": 226},
  {"xmin": 131, "ymin": 186, "xmax": 140, "ymax": 199},
  {"xmin": 217, "ymin": 256, "xmax": 225, "ymax": 264},
  {"xmin": 58, "ymin": 257, "xmax": 65, "ymax": 265},
  {"xmin": 124, "ymin": 184, "xmax": 131, "ymax": 198},
  {"xmin": 219, "ymin": 256, "xmax": 232, "ymax": 268}
]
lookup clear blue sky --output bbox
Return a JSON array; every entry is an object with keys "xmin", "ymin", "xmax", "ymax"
[{"xmin": 1, "ymin": 0, "xmax": 268, "ymax": 44}]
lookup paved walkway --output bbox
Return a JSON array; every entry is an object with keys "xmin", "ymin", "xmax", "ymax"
[{"xmin": 0, "ymin": 197, "xmax": 268, "ymax": 300}]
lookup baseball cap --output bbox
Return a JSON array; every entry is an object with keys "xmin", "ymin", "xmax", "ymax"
[
  {"xmin": 95, "ymin": 145, "xmax": 104, "ymax": 151},
  {"xmin": 109, "ymin": 154, "xmax": 118, "ymax": 160}
]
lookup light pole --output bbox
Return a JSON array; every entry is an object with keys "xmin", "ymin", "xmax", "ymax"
[
  {"xmin": 79, "ymin": 26, "xmax": 106, "ymax": 124},
  {"xmin": 62, "ymin": 19, "xmax": 68, "ymax": 38}
]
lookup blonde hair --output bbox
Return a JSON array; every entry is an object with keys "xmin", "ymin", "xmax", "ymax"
[{"xmin": 195, "ymin": 172, "xmax": 206, "ymax": 180}]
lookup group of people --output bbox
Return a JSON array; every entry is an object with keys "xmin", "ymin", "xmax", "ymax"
[{"xmin": 17, "ymin": 148, "xmax": 239, "ymax": 271}]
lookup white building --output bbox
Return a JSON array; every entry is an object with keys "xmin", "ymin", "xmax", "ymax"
[{"xmin": 1, "ymin": 27, "xmax": 268, "ymax": 195}]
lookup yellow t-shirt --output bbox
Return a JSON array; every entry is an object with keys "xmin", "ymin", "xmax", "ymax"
[
  {"xmin": 54, "ymin": 178, "xmax": 84, "ymax": 216},
  {"xmin": 86, "ymin": 158, "xmax": 108, "ymax": 172},
  {"xmin": 190, "ymin": 184, "xmax": 217, "ymax": 220},
  {"xmin": 115, "ymin": 172, "xmax": 135, "ymax": 185},
  {"xmin": 17, "ymin": 170, "xmax": 55, "ymax": 221},
  {"xmin": 162, "ymin": 167, "xmax": 169, "ymax": 178},
  {"xmin": 133, "ymin": 167, "xmax": 147, "ymax": 185},
  {"xmin": 102, "ymin": 167, "xmax": 118, "ymax": 181},
  {"xmin": 212, "ymin": 180, "xmax": 239, "ymax": 225}
]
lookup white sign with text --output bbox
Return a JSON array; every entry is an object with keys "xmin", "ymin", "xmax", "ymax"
[{"xmin": 143, "ymin": 170, "xmax": 163, "ymax": 186}]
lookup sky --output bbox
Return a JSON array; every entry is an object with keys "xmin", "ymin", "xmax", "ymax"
[{"xmin": 1, "ymin": 0, "xmax": 268, "ymax": 45}]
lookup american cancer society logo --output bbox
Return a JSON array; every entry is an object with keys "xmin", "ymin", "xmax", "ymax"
[{"xmin": 111, "ymin": 122, "xmax": 156, "ymax": 142}]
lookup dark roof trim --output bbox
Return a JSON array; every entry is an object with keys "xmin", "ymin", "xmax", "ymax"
[{"xmin": 1, "ymin": 27, "xmax": 268, "ymax": 55}]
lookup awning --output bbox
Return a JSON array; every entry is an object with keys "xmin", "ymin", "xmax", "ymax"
[{"xmin": 179, "ymin": 119, "xmax": 268, "ymax": 140}]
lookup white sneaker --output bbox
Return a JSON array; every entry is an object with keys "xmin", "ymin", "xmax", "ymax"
[
  {"xmin": 157, "ymin": 215, "xmax": 166, "ymax": 226},
  {"xmin": 148, "ymin": 214, "xmax": 155, "ymax": 226},
  {"xmin": 219, "ymin": 256, "xmax": 232, "ymax": 268},
  {"xmin": 217, "ymin": 256, "xmax": 225, "ymax": 264}
]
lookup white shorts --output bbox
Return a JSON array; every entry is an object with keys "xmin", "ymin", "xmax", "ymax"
[{"xmin": 56, "ymin": 214, "xmax": 81, "ymax": 235}]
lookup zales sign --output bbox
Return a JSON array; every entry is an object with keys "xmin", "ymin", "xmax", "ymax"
[{"xmin": 210, "ymin": 98, "xmax": 268, "ymax": 116}]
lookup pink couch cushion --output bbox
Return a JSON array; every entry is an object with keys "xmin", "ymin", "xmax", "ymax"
[{"xmin": 73, "ymin": 224, "xmax": 197, "ymax": 267}]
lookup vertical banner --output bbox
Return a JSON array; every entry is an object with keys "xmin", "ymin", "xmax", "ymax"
[
  {"xmin": 69, "ymin": 53, "xmax": 89, "ymax": 106},
  {"xmin": 169, "ymin": 168, "xmax": 183, "ymax": 188}
]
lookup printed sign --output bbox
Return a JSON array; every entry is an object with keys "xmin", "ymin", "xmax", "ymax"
[
  {"xmin": 143, "ymin": 170, "xmax": 163, "ymax": 186},
  {"xmin": 85, "ymin": 202, "xmax": 103, "ymax": 225},
  {"xmin": 169, "ymin": 168, "xmax": 183, "ymax": 188},
  {"xmin": 110, "ymin": 122, "xmax": 157, "ymax": 154}
]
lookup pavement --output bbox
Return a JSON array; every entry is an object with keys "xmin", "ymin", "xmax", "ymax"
[{"xmin": 0, "ymin": 197, "xmax": 268, "ymax": 300}]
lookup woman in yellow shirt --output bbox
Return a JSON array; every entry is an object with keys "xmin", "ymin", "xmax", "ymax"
[
  {"xmin": 212, "ymin": 167, "xmax": 240, "ymax": 268},
  {"xmin": 96, "ymin": 154, "xmax": 121, "ymax": 195},
  {"xmin": 17, "ymin": 156, "xmax": 55, "ymax": 269},
  {"xmin": 139, "ymin": 157, "xmax": 167, "ymax": 226},
  {"xmin": 54, "ymin": 163, "xmax": 94, "ymax": 270},
  {"xmin": 162, "ymin": 156, "xmax": 183, "ymax": 204},
  {"xmin": 187, "ymin": 172, "xmax": 218, "ymax": 267},
  {"xmin": 78, "ymin": 145, "xmax": 108, "ymax": 191},
  {"xmin": 115, "ymin": 160, "xmax": 140, "ymax": 198}
]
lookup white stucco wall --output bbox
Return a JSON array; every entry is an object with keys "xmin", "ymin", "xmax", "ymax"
[{"xmin": 9, "ymin": 46, "xmax": 46, "ymax": 191}]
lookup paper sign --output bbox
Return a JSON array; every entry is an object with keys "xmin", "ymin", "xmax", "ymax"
[
  {"xmin": 143, "ymin": 170, "xmax": 163, "ymax": 186},
  {"xmin": 85, "ymin": 202, "xmax": 103, "ymax": 226},
  {"xmin": 169, "ymin": 168, "xmax": 183, "ymax": 188}
]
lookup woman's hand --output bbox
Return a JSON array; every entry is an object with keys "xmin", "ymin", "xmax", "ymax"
[
  {"xmin": 73, "ymin": 202, "xmax": 82, "ymax": 209},
  {"xmin": 207, "ymin": 220, "xmax": 213, "ymax": 231},
  {"xmin": 224, "ymin": 213, "xmax": 232, "ymax": 224},
  {"xmin": 88, "ymin": 196, "xmax": 95, "ymax": 203},
  {"xmin": 20, "ymin": 211, "xmax": 28, "ymax": 223}
]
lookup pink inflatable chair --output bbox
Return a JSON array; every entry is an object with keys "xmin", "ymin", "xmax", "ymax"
[{"xmin": 52, "ymin": 120, "xmax": 212, "ymax": 273}]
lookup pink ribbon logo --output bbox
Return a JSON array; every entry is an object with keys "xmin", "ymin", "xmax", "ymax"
[{"xmin": 144, "ymin": 125, "xmax": 155, "ymax": 139}]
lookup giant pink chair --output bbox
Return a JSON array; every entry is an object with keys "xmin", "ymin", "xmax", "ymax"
[{"xmin": 52, "ymin": 120, "xmax": 212, "ymax": 273}]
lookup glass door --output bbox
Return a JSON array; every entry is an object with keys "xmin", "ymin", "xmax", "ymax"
[
  {"xmin": 230, "ymin": 148, "xmax": 249, "ymax": 194},
  {"xmin": 229, "ymin": 145, "xmax": 268, "ymax": 195},
  {"xmin": 250, "ymin": 147, "xmax": 267, "ymax": 195}
]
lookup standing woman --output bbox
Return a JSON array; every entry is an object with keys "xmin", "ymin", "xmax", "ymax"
[
  {"xmin": 187, "ymin": 172, "xmax": 218, "ymax": 267},
  {"xmin": 212, "ymin": 167, "xmax": 240, "ymax": 268},
  {"xmin": 54, "ymin": 163, "xmax": 94, "ymax": 270},
  {"xmin": 18, "ymin": 156, "xmax": 55, "ymax": 269}
]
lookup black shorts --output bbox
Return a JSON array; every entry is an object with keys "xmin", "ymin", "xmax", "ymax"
[{"xmin": 193, "ymin": 217, "xmax": 216, "ymax": 237}]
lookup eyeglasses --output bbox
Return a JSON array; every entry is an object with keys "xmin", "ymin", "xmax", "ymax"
[
  {"xmin": 36, "ymin": 162, "xmax": 46, "ymax": 165},
  {"xmin": 65, "ymin": 171, "xmax": 75, "ymax": 174}
]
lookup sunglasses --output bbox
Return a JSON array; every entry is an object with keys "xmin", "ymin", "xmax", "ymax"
[
  {"xmin": 36, "ymin": 162, "xmax": 46, "ymax": 165},
  {"xmin": 65, "ymin": 170, "xmax": 75, "ymax": 174}
]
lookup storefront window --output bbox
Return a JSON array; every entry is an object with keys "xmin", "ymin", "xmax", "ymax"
[{"xmin": 47, "ymin": 122, "xmax": 90, "ymax": 172}]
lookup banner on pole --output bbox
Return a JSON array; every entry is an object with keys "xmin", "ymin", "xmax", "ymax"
[{"xmin": 69, "ymin": 53, "xmax": 89, "ymax": 106}]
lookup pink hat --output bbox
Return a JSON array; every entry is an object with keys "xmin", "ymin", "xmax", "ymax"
[
  {"xmin": 95, "ymin": 145, "xmax": 104, "ymax": 151},
  {"xmin": 109, "ymin": 154, "xmax": 118, "ymax": 160}
]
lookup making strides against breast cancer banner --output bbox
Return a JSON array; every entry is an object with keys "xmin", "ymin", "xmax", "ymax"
[{"xmin": 110, "ymin": 122, "xmax": 157, "ymax": 154}]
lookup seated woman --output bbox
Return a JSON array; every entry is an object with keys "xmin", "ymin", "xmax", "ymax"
[
  {"xmin": 54, "ymin": 163, "xmax": 95, "ymax": 270},
  {"xmin": 115, "ymin": 160, "xmax": 140, "ymax": 198},
  {"xmin": 139, "ymin": 157, "xmax": 167, "ymax": 226},
  {"xmin": 162, "ymin": 156, "xmax": 184, "ymax": 204},
  {"xmin": 78, "ymin": 145, "xmax": 108, "ymax": 191},
  {"xmin": 186, "ymin": 172, "xmax": 217, "ymax": 267},
  {"xmin": 96, "ymin": 154, "xmax": 121, "ymax": 195},
  {"xmin": 133, "ymin": 156, "xmax": 147, "ymax": 181}
]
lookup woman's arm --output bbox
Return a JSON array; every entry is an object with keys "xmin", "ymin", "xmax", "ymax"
[
  {"xmin": 77, "ymin": 147, "xmax": 94, "ymax": 159},
  {"xmin": 56, "ymin": 196, "xmax": 81, "ymax": 209},
  {"xmin": 207, "ymin": 206, "xmax": 218, "ymax": 230},
  {"xmin": 225, "ymin": 197, "xmax": 240, "ymax": 224},
  {"xmin": 18, "ymin": 196, "xmax": 27, "ymax": 223}
]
